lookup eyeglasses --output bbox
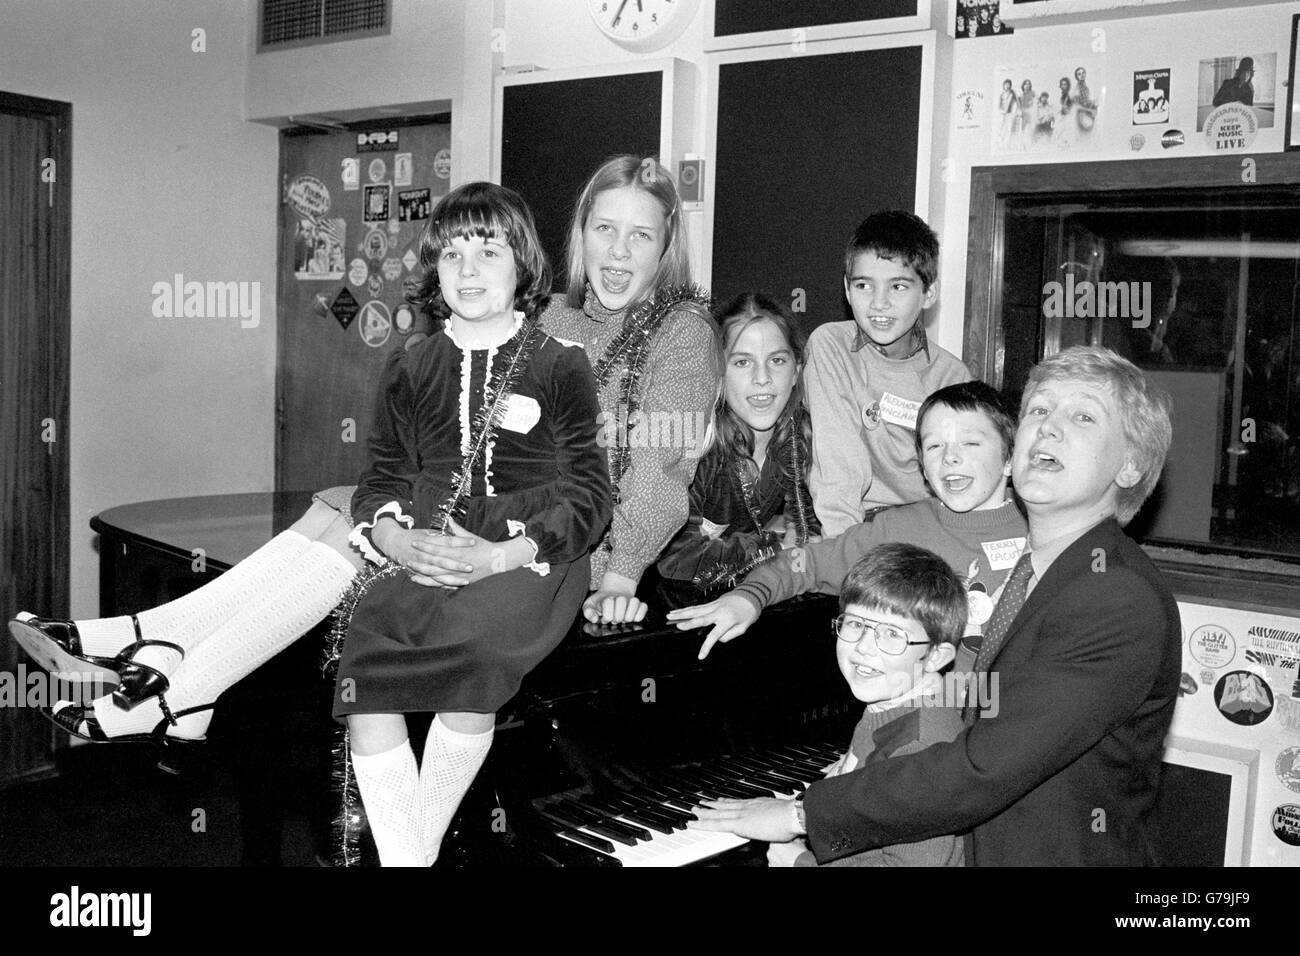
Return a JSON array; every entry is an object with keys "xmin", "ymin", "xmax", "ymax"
[{"xmin": 832, "ymin": 615, "xmax": 931, "ymax": 655}]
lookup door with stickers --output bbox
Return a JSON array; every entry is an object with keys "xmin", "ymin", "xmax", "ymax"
[{"xmin": 275, "ymin": 117, "xmax": 452, "ymax": 494}]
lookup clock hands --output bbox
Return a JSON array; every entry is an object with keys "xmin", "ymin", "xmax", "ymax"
[{"xmin": 613, "ymin": 0, "xmax": 629, "ymax": 28}]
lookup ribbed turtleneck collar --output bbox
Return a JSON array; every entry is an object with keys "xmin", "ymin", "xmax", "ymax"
[{"xmin": 583, "ymin": 287, "xmax": 628, "ymax": 324}]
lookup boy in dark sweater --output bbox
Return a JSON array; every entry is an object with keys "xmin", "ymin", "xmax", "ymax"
[{"xmin": 767, "ymin": 543, "xmax": 968, "ymax": 867}]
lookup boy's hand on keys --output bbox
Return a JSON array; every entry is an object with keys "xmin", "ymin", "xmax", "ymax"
[
  {"xmin": 666, "ymin": 593, "xmax": 760, "ymax": 659},
  {"xmin": 766, "ymin": 838, "xmax": 809, "ymax": 868}
]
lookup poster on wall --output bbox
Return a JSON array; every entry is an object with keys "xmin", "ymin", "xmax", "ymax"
[
  {"xmin": 992, "ymin": 59, "xmax": 1103, "ymax": 154},
  {"xmin": 1197, "ymin": 52, "xmax": 1277, "ymax": 143},
  {"xmin": 1132, "ymin": 68, "xmax": 1170, "ymax": 125},
  {"xmin": 291, "ymin": 216, "xmax": 345, "ymax": 281},
  {"xmin": 955, "ymin": 1, "xmax": 1013, "ymax": 38}
]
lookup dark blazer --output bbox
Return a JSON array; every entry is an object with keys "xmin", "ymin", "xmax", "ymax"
[{"xmin": 804, "ymin": 518, "xmax": 1181, "ymax": 866}]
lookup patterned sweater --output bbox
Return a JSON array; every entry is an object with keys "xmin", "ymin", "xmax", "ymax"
[{"xmin": 541, "ymin": 292, "xmax": 719, "ymax": 587}]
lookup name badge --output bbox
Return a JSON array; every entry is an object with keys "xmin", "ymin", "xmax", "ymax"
[
  {"xmin": 982, "ymin": 537, "xmax": 1027, "ymax": 571},
  {"xmin": 878, "ymin": 392, "xmax": 920, "ymax": 430},
  {"xmin": 700, "ymin": 517, "xmax": 728, "ymax": 540},
  {"xmin": 500, "ymin": 394, "xmax": 541, "ymax": 434}
]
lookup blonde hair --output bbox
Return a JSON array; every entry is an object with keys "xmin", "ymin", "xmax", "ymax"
[
  {"xmin": 563, "ymin": 155, "xmax": 693, "ymax": 309},
  {"xmin": 1020, "ymin": 346, "xmax": 1172, "ymax": 525}
]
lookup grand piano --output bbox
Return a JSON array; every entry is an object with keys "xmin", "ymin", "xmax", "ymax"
[{"xmin": 91, "ymin": 492, "xmax": 855, "ymax": 867}]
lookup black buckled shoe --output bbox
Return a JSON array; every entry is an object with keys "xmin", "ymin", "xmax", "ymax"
[
  {"xmin": 110, "ymin": 639, "xmax": 186, "ymax": 710},
  {"xmin": 7, "ymin": 613, "xmax": 135, "ymax": 684},
  {"xmin": 43, "ymin": 698, "xmax": 213, "ymax": 774}
]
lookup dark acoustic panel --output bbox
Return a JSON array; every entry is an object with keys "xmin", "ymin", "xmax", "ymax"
[
  {"xmin": 713, "ymin": 0, "xmax": 918, "ymax": 36},
  {"xmin": 500, "ymin": 73, "xmax": 663, "ymax": 292},
  {"xmin": 711, "ymin": 47, "xmax": 923, "ymax": 335}
]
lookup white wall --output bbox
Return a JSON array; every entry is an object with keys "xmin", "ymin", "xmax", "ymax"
[{"xmin": 0, "ymin": 0, "xmax": 279, "ymax": 618}]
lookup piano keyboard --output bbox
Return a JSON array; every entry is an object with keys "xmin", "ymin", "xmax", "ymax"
[{"xmin": 538, "ymin": 739, "xmax": 844, "ymax": 867}]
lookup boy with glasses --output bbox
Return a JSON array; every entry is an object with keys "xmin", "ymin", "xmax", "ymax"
[{"xmin": 766, "ymin": 542, "xmax": 967, "ymax": 867}]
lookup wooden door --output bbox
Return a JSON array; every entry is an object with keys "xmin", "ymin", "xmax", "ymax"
[
  {"xmin": 276, "ymin": 118, "xmax": 451, "ymax": 494},
  {"xmin": 0, "ymin": 92, "xmax": 70, "ymax": 785}
]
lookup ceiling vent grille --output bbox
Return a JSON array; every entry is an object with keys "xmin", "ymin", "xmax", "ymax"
[{"xmin": 260, "ymin": 0, "xmax": 391, "ymax": 50}]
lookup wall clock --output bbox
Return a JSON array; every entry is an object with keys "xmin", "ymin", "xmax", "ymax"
[{"xmin": 587, "ymin": 0, "xmax": 701, "ymax": 52}]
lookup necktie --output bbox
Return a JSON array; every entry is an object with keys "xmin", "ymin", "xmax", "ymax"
[{"xmin": 973, "ymin": 552, "xmax": 1035, "ymax": 675}]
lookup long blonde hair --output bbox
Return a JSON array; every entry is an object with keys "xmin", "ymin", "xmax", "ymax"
[{"xmin": 563, "ymin": 155, "xmax": 692, "ymax": 309}]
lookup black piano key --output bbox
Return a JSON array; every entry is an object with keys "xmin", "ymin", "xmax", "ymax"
[
  {"xmin": 732, "ymin": 756, "xmax": 810, "ymax": 787},
  {"xmin": 538, "ymin": 803, "xmax": 600, "ymax": 832},
  {"xmin": 688, "ymin": 768, "xmax": 769, "ymax": 800},
  {"xmin": 585, "ymin": 799, "xmax": 666, "ymax": 837},
  {"xmin": 735, "ymin": 752, "xmax": 802, "ymax": 777},
  {"xmin": 714, "ymin": 757, "xmax": 803, "ymax": 792},
  {"xmin": 657, "ymin": 770, "xmax": 724, "ymax": 801},
  {"xmin": 598, "ymin": 796, "xmax": 678, "ymax": 834},
  {"xmin": 766, "ymin": 748, "xmax": 832, "ymax": 775},
  {"xmin": 569, "ymin": 800, "xmax": 652, "ymax": 843},
  {"xmin": 614, "ymin": 792, "xmax": 692, "ymax": 828},
  {"xmin": 637, "ymin": 783, "xmax": 700, "ymax": 813},
  {"xmin": 557, "ymin": 828, "xmax": 616, "ymax": 855}
]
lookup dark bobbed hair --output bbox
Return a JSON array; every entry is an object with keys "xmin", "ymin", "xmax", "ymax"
[
  {"xmin": 839, "ymin": 543, "xmax": 968, "ymax": 648},
  {"xmin": 412, "ymin": 181, "xmax": 551, "ymax": 323},
  {"xmin": 914, "ymin": 380, "xmax": 1018, "ymax": 466},
  {"xmin": 563, "ymin": 155, "xmax": 693, "ymax": 310},
  {"xmin": 843, "ymin": 210, "xmax": 940, "ymax": 289},
  {"xmin": 708, "ymin": 292, "xmax": 811, "ymax": 487}
]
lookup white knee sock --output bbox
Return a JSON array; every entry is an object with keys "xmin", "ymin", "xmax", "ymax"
[
  {"xmin": 352, "ymin": 739, "xmax": 426, "ymax": 867},
  {"xmin": 92, "ymin": 541, "xmax": 355, "ymax": 739},
  {"xmin": 420, "ymin": 716, "xmax": 494, "ymax": 865},
  {"xmin": 74, "ymin": 530, "xmax": 312, "ymax": 666}
]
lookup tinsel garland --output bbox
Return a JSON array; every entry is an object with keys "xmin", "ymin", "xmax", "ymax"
[
  {"xmin": 591, "ymin": 284, "xmax": 712, "ymax": 510},
  {"xmin": 691, "ymin": 431, "xmax": 816, "ymax": 593},
  {"xmin": 319, "ymin": 317, "xmax": 544, "ymax": 866}
]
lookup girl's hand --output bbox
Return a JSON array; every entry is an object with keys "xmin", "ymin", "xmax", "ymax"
[
  {"xmin": 414, "ymin": 517, "xmax": 531, "ymax": 587},
  {"xmin": 583, "ymin": 572, "xmax": 648, "ymax": 624},
  {"xmin": 372, "ymin": 520, "xmax": 474, "ymax": 588}
]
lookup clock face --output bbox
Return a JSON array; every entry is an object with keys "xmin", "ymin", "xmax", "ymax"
[{"xmin": 587, "ymin": 0, "xmax": 701, "ymax": 52}]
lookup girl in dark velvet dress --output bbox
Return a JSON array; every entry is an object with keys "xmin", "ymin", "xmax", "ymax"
[
  {"xmin": 654, "ymin": 293, "xmax": 818, "ymax": 608},
  {"xmin": 333, "ymin": 182, "xmax": 610, "ymax": 866}
]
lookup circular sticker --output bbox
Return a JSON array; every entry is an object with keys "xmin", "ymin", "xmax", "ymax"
[
  {"xmin": 394, "ymin": 303, "xmax": 415, "ymax": 334},
  {"xmin": 363, "ymin": 228, "xmax": 388, "ymax": 262},
  {"xmin": 1213, "ymin": 670, "xmax": 1274, "ymax": 726},
  {"xmin": 285, "ymin": 175, "xmax": 331, "ymax": 217},
  {"xmin": 348, "ymin": 258, "xmax": 369, "ymax": 288},
  {"xmin": 1190, "ymin": 624, "xmax": 1236, "ymax": 668},
  {"xmin": 387, "ymin": 217, "xmax": 401, "ymax": 236},
  {"xmin": 367, "ymin": 274, "xmax": 384, "ymax": 299},
  {"xmin": 861, "ymin": 400, "xmax": 881, "ymax": 431},
  {"xmin": 368, "ymin": 158, "xmax": 387, "ymax": 184},
  {"xmin": 1129, "ymin": 133, "xmax": 1145, "ymax": 152},
  {"xmin": 358, "ymin": 301, "xmax": 392, "ymax": 348},
  {"xmin": 1179, "ymin": 673, "xmax": 1198, "ymax": 697},
  {"xmin": 433, "ymin": 148, "xmax": 452, "ymax": 180},
  {"xmin": 966, "ymin": 588, "xmax": 994, "ymax": 629},
  {"xmin": 1203, "ymin": 103, "xmax": 1258, "ymax": 152},
  {"xmin": 1273, "ymin": 805, "xmax": 1300, "ymax": 846},
  {"xmin": 1278, "ymin": 747, "xmax": 1300, "ymax": 794}
]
